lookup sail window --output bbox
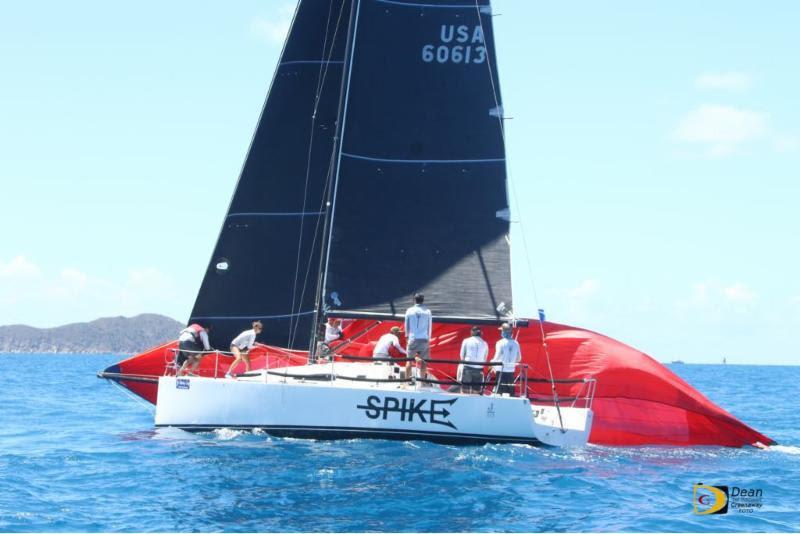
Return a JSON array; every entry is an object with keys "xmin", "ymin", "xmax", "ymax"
[{"xmin": 215, "ymin": 258, "xmax": 230, "ymax": 275}]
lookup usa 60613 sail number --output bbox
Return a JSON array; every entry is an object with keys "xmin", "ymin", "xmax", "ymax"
[{"xmin": 422, "ymin": 25, "xmax": 486, "ymax": 64}]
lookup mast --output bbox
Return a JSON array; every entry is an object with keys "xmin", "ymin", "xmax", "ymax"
[{"xmin": 309, "ymin": 0, "xmax": 361, "ymax": 353}]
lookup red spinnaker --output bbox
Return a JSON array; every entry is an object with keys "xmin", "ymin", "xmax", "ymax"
[{"xmin": 103, "ymin": 320, "xmax": 774, "ymax": 447}]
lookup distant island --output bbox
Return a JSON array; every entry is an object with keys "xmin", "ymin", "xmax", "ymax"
[{"xmin": 0, "ymin": 313, "xmax": 184, "ymax": 354}]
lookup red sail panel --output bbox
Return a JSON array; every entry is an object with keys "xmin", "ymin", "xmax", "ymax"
[
  {"xmin": 102, "ymin": 341, "xmax": 177, "ymax": 404},
  {"xmin": 102, "ymin": 342, "xmax": 307, "ymax": 404},
  {"xmin": 104, "ymin": 319, "xmax": 773, "ymax": 447},
  {"xmin": 339, "ymin": 319, "xmax": 774, "ymax": 447}
]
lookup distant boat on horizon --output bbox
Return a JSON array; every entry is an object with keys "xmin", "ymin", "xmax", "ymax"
[{"xmin": 670, "ymin": 360, "xmax": 685, "ymax": 365}]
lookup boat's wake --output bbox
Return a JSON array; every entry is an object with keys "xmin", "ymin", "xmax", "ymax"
[
  {"xmin": 768, "ymin": 444, "xmax": 800, "ymax": 455},
  {"xmin": 213, "ymin": 428, "xmax": 249, "ymax": 440}
]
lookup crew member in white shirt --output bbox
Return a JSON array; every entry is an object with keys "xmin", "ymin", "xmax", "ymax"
[
  {"xmin": 226, "ymin": 320, "xmax": 263, "ymax": 378},
  {"xmin": 404, "ymin": 293, "xmax": 433, "ymax": 379},
  {"xmin": 177, "ymin": 323, "xmax": 212, "ymax": 376},
  {"xmin": 458, "ymin": 326, "xmax": 488, "ymax": 394},
  {"xmin": 490, "ymin": 322, "xmax": 522, "ymax": 396},
  {"xmin": 324, "ymin": 318, "xmax": 343, "ymax": 344},
  {"xmin": 373, "ymin": 326, "xmax": 407, "ymax": 361}
]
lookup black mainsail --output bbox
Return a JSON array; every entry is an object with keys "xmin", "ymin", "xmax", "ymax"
[
  {"xmin": 322, "ymin": 0, "xmax": 513, "ymax": 323},
  {"xmin": 191, "ymin": 0, "xmax": 513, "ymax": 351},
  {"xmin": 190, "ymin": 0, "xmax": 353, "ymax": 349}
]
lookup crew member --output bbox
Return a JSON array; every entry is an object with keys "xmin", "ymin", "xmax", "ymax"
[
  {"xmin": 373, "ymin": 326, "xmax": 406, "ymax": 361},
  {"xmin": 490, "ymin": 322, "xmax": 521, "ymax": 396},
  {"xmin": 404, "ymin": 293, "xmax": 432, "ymax": 380},
  {"xmin": 177, "ymin": 323, "xmax": 212, "ymax": 376},
  {"xmin": 324, "ymin": 318, "xmax": 343, "ymax": 344},
  {"xmin": 225, "ymin": 320, "xmax": 263, "ymax": 379},
  {"xmin": 459, "ymin": 326, "xmax": 488, "ymax": 394}
]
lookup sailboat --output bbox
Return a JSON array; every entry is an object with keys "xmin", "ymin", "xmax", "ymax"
[{"xmin": 99, "ymin": 0, "xmax": 774, "ymax": 448}]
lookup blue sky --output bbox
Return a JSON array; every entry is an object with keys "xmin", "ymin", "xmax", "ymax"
[{"xmin": 1, "ymin": 1, "xmax": 798, "ymax": 364}]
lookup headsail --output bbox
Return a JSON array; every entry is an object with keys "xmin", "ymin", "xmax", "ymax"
[
  {"xmin": 190, "ymin": 0, "xmax": 353, "ymax": 349},
  {"xmin": 322, "ymin": 0, "xmax": 513, "ymax": 323}
]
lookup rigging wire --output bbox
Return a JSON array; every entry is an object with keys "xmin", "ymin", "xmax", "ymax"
[
  {"xmin": 288, "ymin": 0, "xmax": 349, "ymax": 347},
  {"xmin": 288, "ymin": 149, "xmax": 340, "ymax": 348},
  {"xmin": 473, "ymin": 0, "xmax": 566, "ymax": 432},
  {"xmin": 303, "ymin": 0, "xmax": 362, "ymax": 356},
  {"xmin": 109, "ymin": 380, "xmax": 156, "ymax": 415},
  {"xmin": 287, "ymin": 1, "xmax": 344, "ymax": 348}
]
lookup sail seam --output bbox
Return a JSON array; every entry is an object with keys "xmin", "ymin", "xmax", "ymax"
[
  {"xmin": 341, "ymin": 152, "xmax": 505, "ymax": 164},
  {"xmin": 192, "ymin": 311, "xmax": 316, "ymax": 320},
  {"xmin": 280, "ymin": 60, "xmax": 345, "ymax": 66},
  {"xmin": 227, "ymin": 212, "xmax": 323, "ymax": 217},
  {"xmin": 374, "ymin": 0, "xmax": 490, "ymax": 9}
]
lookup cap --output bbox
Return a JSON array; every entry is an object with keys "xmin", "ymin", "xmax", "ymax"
[{"xmin": 390, "ymin": 326, "xmax": 402, "ymax": 334}]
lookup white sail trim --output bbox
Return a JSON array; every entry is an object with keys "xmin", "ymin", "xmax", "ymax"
[
  {"xmin": 227, "ymin": 212, "xmax": 324, "ymax": 218},
  {"xmin": 192, "ymin": 311, "xmax": 316, "ymax": 320},
  {"xmin": 280, "ymin": 60, "xmax": 345, "ymax": 67},
  {"xmin": 374, "ymin": 0, "xmax": 491, "ymax": 12},
  {"xmin": 342, "ymin": 152, "xmax": 505, "ymax": 164}
]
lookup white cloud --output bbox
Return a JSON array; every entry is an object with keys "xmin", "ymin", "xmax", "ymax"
[
  {"xmin": 128, "ymin": 267, "xmax": 170, "ymax": 289},
  {"xmin": 0, "ymin": 256, "xmax": 41, "ymax": 278},
  {"xmin": 543, "ymin": 279, "xmax": 603, "ymax": 326},
  {"xmin": 723, "ymin": 282, "xmax": 757, "ymax": 303},
  {"xmin": 695, "ymin": 72, "xmax": 752, "ymax": 91},
  {"xmin": 47, "ymin": 268, "xmax": 91, "ymax": 298},
  {"xmin": 60, "ymin": 268, "xmax": 88, "ymax": 287},
  {"xmin": 0, "ymin": 262, "xmax": 177, "ymax": 326},
  {"xmin": 678, "ymin": 281, "xmax": 760, "ymax": 313},
  {"xmin": 566, "ymin": 279, "xmax": 599, "ymax": 299},
  {"xmin": 674, "ymin": 105, "xmax": 768, "ymax": 157},
  {"xmin": 250, "ymin": 3, "xmax": 296, "ymax": 45},
  {"xmin": 0, "ymin": 256, "xmax": 42, "ymax": 306}
]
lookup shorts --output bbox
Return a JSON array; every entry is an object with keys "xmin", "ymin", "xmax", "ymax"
[
  {"xmin": 177, "ymin": 339, "xmax": 202, "ymax": 366},
  {"xmin": 231, "ymin": 345, "xmax": 250, "ymax": 354},
  {"xmin": 407, "ymin": 338, "xmax": 430, "ymax": 360},
  {"xmin": 494, "ymin": 371, "xmax": 516, "ymax": 396},
  {"xmin": 462, "ymin": 366, "xmax": 484, "ymax": 391}
]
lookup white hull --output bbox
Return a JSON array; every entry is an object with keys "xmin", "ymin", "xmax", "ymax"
[{"xmin": 154, "ymin": 363, "xmax": 592, "ymax": 447}]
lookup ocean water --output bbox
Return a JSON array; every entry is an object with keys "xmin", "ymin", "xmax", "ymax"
[{"xmin": 0, "ymin": 355, "xmax": 797, "ymax": 532}]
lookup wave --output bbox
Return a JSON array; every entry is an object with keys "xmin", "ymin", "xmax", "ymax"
[
  {"xmin": 212, "ymin": 428, "xmax": 247, "ymax": 440},
  {"xmin": 768, "ymin": 444, "xmax": 800, "ymax": 455}
]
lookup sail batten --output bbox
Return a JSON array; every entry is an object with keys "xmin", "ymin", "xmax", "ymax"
[
  {"xmin": 327, "ymin": 310, "xmax": 526, "ymax": 326},
  {"xmin": 341, "ymin": 152, "xmax": 506, "ymax": 164},
  {"xmin": 192, "ymin": 311, "xmax": 316, "ymax": 321}
]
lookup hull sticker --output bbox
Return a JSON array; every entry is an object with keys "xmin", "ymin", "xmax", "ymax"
[{"xmin": 357, "ymin": 395, "xmax": 457, "ymax": 429}]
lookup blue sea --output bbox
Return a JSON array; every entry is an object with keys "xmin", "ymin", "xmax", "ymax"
[{"xmin": 0, "ymin": 355, "xmax": 797, "ymax": 532}]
